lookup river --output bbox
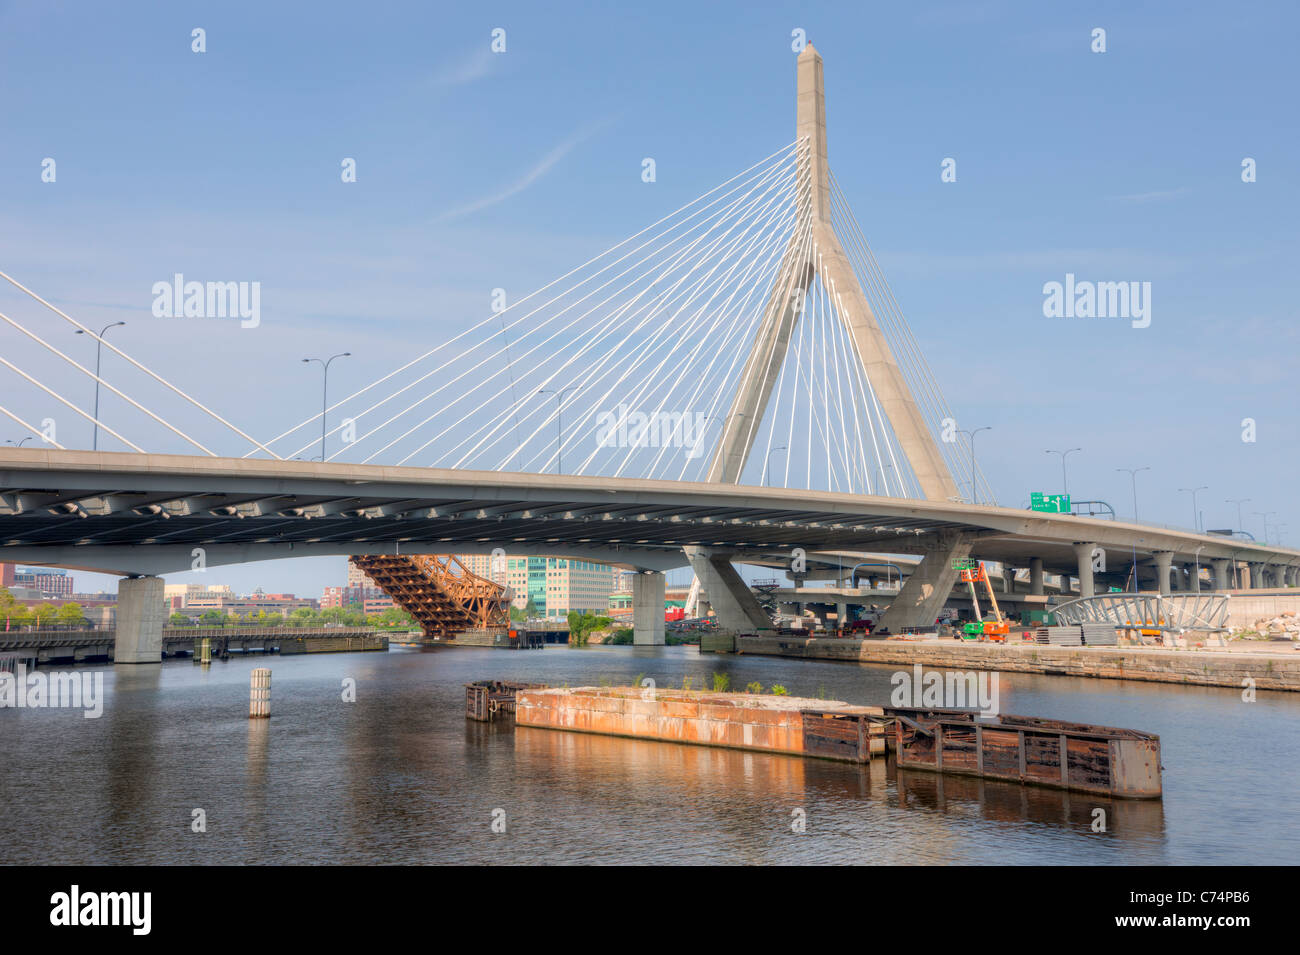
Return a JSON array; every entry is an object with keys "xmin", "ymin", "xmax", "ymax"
[{"xmin": 2, "ymin": 644, "xmax": 1297, "ymax": 864}]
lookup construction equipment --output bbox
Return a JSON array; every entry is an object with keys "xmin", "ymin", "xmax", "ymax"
[{"xmin": 953, "ymin": 559, "xmax": 1009, "ymax": 642}]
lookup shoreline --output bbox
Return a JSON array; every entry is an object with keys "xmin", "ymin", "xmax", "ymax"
[{"xmin": 735, "ymin": 635, "xmax": 1300, "ymax": 692}]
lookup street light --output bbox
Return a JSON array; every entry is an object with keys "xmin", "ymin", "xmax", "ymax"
[
  {"xmin": 1178, "ymin": 485, "xmax": 1208, "ymax": 532},
  {"xmin": 762, "ymin": 446, "xmax": 787, "ymax": 485},
  {"xmin": 957, "ymin": 426, "xmax": 992, "ymax": 504},
  {"xmin": 537, "ymin": 386, "xmax": 578, "ymax": 474},
  {"xmin": 301, "ymin": 352, "xmax": 351, "ymax": 462},
  {"xmin": 1117, "ymin": 467, "xmax": 1149, "ymax": 593},
  {"xmin": 1044, "ymin": 447, "xmax": 1081, "ymax": 498},
  {"xmin": 1116, "ymin": 467, "xmax": 1150, "ymax": 521},
  {"xmin": 74, "ymin": 321, "xmax": 126, "ymax": 450},
  {"xmin": 1253, "ymin": 511, "xmax": 1277, "ymax": 545},
  {"xmin": 6, "ymin": 438, "xmax": 33, "ymax": 447},
  {"xmin": 1226, "ymin": 497, "xmax": 1251, "ymax": 535}
]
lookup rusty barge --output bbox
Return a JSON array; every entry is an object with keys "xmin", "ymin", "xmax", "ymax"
[
  {"xmin": 885, "ymin": 707, "xmax": 1162, "ymax": 799},
  {"xmin": 472, "ymin": 683, "xmax": 1163, "ymax": 799}
]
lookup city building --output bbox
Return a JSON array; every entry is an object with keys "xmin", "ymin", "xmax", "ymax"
[
  {"xmin": 458, "ymin": 553, "xmax": 617, "ymax": 619},
  {"xmin": 12, "ymin": 566, "xmax": 74, "ymax": 599}
]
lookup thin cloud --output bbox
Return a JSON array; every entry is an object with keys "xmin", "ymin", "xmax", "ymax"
[
  {"xmin": 435, "ymin": 126, "xmax": 599, "ymax": 222},
  {"xmin": 429, "ymin": 48, "xmax": 497, "ymax": 89},
  {"xmin": 1106, "ymin": 188, "xmax": 1190, "ymax": 203}
]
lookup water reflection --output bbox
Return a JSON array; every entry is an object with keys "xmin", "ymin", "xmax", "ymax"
[{"xmin": 893, "ymin": 765, "xmax": 1166, "ymax": 840}]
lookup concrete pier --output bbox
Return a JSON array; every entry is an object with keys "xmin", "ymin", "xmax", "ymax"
[
  {"xmin": 114, "ymin": 575, "xmax": 165, "ymax": 664},
  {"xmin": 632, "ymin": 571, "xmax": 666, "ymax": 646}
]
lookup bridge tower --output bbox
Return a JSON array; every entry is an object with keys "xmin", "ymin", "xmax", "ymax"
[
  {"xmin": 687, "ymin": 45, "xmax": 964, "ymax": 636},
  {"xmin": 705, "ymin": 44, "xmax": 957, "ymax": 499}
]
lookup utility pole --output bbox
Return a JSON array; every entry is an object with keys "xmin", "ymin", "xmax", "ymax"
[{"xmin": 75, "ymin": 321, "xmax": 126, "ymax": 450}]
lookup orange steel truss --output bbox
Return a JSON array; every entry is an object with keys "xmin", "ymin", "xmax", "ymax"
[{"xmin": 349, "ymin": 554, "xmax": 509, "ymax": 638}]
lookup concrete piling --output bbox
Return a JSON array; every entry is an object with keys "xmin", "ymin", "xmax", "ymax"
[{"xmin": 250, "ymin": 667, "xmax": 271, "ymax": 718}]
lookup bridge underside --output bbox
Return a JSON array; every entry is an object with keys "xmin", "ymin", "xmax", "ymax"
[{"xmin": 1, "ymin": 452, "xmax": 1295, "ymax": 643}]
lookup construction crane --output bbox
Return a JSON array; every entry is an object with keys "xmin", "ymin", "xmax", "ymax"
[{"xmin": 953, "ymin": 559, "xmax": 1009, "ymax": 642}]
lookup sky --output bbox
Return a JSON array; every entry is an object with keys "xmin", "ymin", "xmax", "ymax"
[{"xmin": 1, "ymin": 0, "xmax": 1297, "ymax": 597}]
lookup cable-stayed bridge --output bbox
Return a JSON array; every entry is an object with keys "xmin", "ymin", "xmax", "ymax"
[{"xmin": 1, "ymin": 46, "xmax": 1295, "ymax": 660}]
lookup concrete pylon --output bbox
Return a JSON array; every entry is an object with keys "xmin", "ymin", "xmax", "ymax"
[
  {"xmin": 1152, "ymin": 551, "xmax": 1174, "ymax": 596},
  {"xmin": 1211, "ymin": 558, "xmax": 1231, "ymax": 591},
  {"xmin": 115, "ymin": 575, "xmax": 165, "ymax": 664},
  {"xmin": 686, "ymin": 549, "xmax": 773, "ymax": 634},
  {"xmin": 1072, "ymin": 542, "xmax": 1099, "ymax": 598},
  {"xmin": 877, "ymin": 531, "xmax": 971, "ymax": 632},
  {"xmin": 1029, "ymin": 557, "xmax": 1044, "ymax": 595},
  {"xmin": 702, "ymin": 44, "xmax": 957, "ymax": 500},
  {"xmin": 632, "ymin": 572, "xmax": 666, "ymax": 646}
]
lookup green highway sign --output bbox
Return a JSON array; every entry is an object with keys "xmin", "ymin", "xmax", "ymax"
[{"xmin": 1031, "ymin": 492, "xmax": 1071, "ymax": 514}]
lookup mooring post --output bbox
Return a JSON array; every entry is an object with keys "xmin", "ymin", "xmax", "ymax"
[{"xmin": 250, "ymin": 667, "xmax": 271, "ymax": 718}]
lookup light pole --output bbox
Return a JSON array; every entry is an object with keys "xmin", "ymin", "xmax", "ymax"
[
  {"xmin": 1254, "ymin": 511, "xmax": 1277, "ymax": 545},
  {"xmin": 537, "ymin": 386, "xmax": 578, "ymax": 474},
  {"xmin": 1045, "ymin": 447, "xmax": 1081, "ymax": 498},
  {"xmin": 763, "ymin": 446, "xmax": 787, "ymax": 485},
  {"xmin": 75, "ymin": 321, "xmax": 125, "ymax": 450},
  {"xmin": 1116, "ymin": 467, "xmax": 1150, "ymax": 521},
  {"xmin": 957, "ymin": 426, "xmax": 991, "ymax": 504},
  {"xmin": 302, "ymin": 352, "xmax": 350, "ymax": 462},
  {"xmin": 1178, "ymin": 486, "xmax": 1208, "ymax": 532},
  {"xmin": 1226, "ymin": 498, "xmax": 1250, "ymax": 535},
  {"xmin": 1117, "ymin": 467, "xmax": 1149, "ymax": 593}
]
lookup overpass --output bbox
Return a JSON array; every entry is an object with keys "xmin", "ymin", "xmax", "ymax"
[{"xmin": 2, "ymin": 449, "xmax": 1296, "ymax": 656}]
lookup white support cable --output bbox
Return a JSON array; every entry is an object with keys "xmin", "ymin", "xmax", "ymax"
[
  {"xmin": 671, "ymin": 231, "xmax": 800, "ymax": 484},
  {"xmin": 0, "ymin": 270, "xmax": 279, "ymax": 458},
  {"xmin": 449, "ymin": 162, "xmax": 803, "ymax": 473},
  {"xmin": 822, "ymin": 270, "xmax": 865, "ymax": 494},
  {"xmin": 0, "ymin": 308, "xmax": 217, "ymax": 456},
  {"xmin": 510, "ymin": 168, "xmax": 803, "ymax": 475},
  {"xmin": 363, "ymin": 154, "xmax": 803, "ymax": 467},
  {"xmin": 641, "ymin": 190, "xmax": 807, "ymax": 481},
  {"xmin": 264, "ymin": 142, "xmax": 805, "ymax": 458},
  {"xmin": 603, "ymin": 186, "xmax": 806, "ymax": 478},
  {"xmin": 0, "ymin": 406, "xmax": 65, "ymax": 449},
  {"xmin": 527, "ymin": 170, "xmax": 804, "ymax": 477},
  {"xmin": 828, "ymin": 171, "xmax": 985, "ymax": 500},
  {"xmin": 722, "ymin": 209, "xmax": 816, "ymax": 483},
  {"xmin": 0, "ymin": 356, "xmax": 146, "ymax": 452},
  {"xmin": 818, "ymin": 252, "xmax": 855, "ymax": 491},
  {"xmin": 828, "ymin": 278, "xmax": 878, "ymax": 496},
  {"xmin": 782, "ymin": 271, "xmax": 808, "ymax": 490}
]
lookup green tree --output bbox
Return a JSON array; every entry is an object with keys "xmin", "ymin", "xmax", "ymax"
[
  {"xmin": 0, "ymin": 586, "xmax": 18, "ymax": 629},
  {"xmin": 56, "ymin": 602, "xmax": 85, "ymax": 626},
  {"xmin": 168, "ymin": 612, "xmax": 191, "ymax": 627},
  {"xmin": 31, "ymin": 602, "xmax": 58, "ymax": 627}
]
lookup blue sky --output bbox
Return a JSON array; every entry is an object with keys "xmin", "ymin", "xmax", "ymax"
[{"xmin": 1, "ymin": 0, "xmax": 1297, "ymax": 596}]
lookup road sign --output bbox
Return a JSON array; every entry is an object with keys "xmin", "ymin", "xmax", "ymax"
[{"xmin": 1031, "ymin": 492, "xmax": 1071, "ymax": 514}]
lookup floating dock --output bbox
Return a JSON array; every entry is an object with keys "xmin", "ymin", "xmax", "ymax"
[{"xmin": 515, "ymin": 686, "xmax": 888, "ymax": 763}]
